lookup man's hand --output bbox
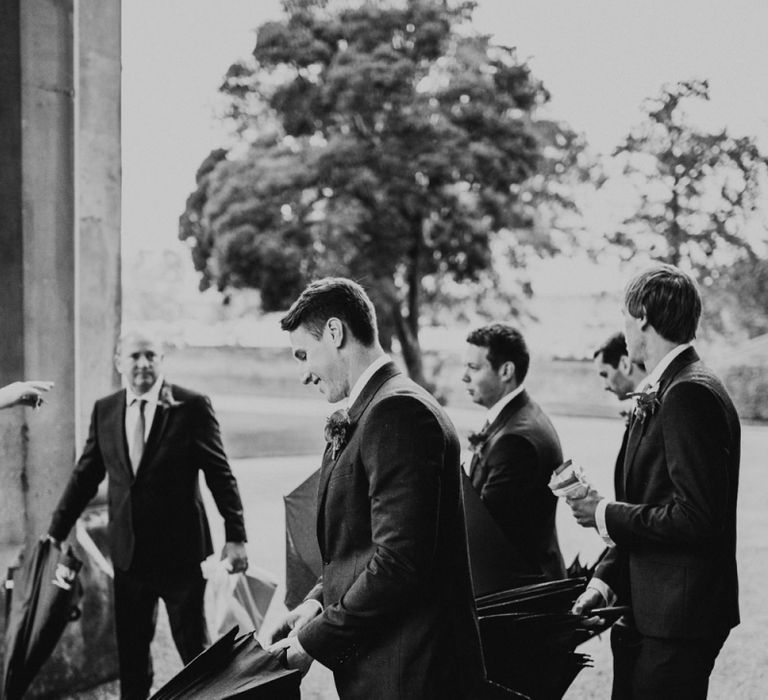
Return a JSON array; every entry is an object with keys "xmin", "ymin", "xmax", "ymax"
[
  {"xmin": 267, "ymin": 635, "xmax": 313, "ymax": 676},
  {"xmin": 0, "ymin": 381, "xmax": 54, "ymax": 410},
  {"xmin": 221, "ymin": 541, "xmax": 248, "ymax": 573},
  {"xmin": 566, "ymin": 487, "xmax": 602, "ymax": 528},
  {"xmin": 267, "ymin": 600, "xmax": 322, "ymax": 643},
  {"xmin": 572, "ymin": 587, "xmax": 609, "ymax": 629}
]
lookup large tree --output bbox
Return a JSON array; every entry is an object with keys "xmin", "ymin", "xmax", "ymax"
[
  {"xmin": 179, "ymin": 0, "xmax": 589, "ymax": 385},
  {"xmin": 610, "ymin": 79, "xmax": 768, "ymax": 278}
]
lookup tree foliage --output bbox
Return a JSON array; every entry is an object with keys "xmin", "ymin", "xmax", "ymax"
[
  {"xmin": 611, "ymin": 79, "xmax": 768, "ymax": 278},
  {"xmin": 179, "ymin": 0, "xmax": 590, "ymax": 385}
]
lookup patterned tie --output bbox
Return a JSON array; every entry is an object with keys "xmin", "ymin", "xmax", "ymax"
[{"xmin": 129, "ymin": 398, "xmax": 147, "ymax": 473}]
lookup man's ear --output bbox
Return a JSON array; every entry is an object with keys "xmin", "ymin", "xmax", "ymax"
[
  {"xmin": 638, "ymin": 308, "xmax": 650, "ymax": 332},
  {"xmin": 498, "ymin": 361, "xmax": 516, "ymax": 384},
  {"xmin": 326, "ymin": 318, "xmax": 345, "ymax": 348}
]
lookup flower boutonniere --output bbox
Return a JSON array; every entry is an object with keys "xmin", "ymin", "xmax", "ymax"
[
  {"xmin": 467, "ymin": 427, "xmax": 490, "ymax": 454},
  {"xmin": 325, "ymin": 409, "xmax": 351, "ymax": 460},
  {"xmin": 627, "ymin": 390, "xmax": 660, "ymax": 424},
  {"xmin": 158, "ymin": 385, "xmax": 182, "ymax": 409}
]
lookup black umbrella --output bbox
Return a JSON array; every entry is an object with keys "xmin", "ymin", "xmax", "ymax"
[
  {"xmin": 149, "ymin": 625, "xmax": 300, "ymax": 699},
  {"xmin": 2, "ymin": 537, "xmax": 83, "ymax": 700},
  {"xmin": 283, "ymin": 469, "xmax": 321, "ymax": 609},
  {"xmin": 461, "ymin": 471, "xmax": 544, "ymax": 597}
]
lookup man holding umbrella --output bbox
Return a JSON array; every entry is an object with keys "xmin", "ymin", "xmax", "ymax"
[{"xmin": 269, "ymin": 278, "xmax": 486, "ymax": 699}]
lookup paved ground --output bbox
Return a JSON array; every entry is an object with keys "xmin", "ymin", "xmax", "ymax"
[{"xmin": 60, "ymin": 402, "xmax": 768, "ymax": 698}]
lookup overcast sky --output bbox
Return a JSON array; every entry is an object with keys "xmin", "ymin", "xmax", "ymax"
[{"xmin": 121, "ymin": 0, "xmax": 768, "ymax": 267}]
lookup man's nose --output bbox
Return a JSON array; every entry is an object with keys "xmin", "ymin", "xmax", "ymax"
[
  {"xmin": 461, "ymin": 372, "xmax": 469, "ymax": 384},
  {"xmin": 301, "ymin": 371, "xmax": 313, "ymax": 385}
]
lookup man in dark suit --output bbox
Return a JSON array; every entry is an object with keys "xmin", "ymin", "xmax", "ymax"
[
  {"xmin": 569, "ymin": 264, "xmax": 740, "ymax": 699},
  {"xmin": 48, "ymin": 329, "xmax": 248, "ymax": 700},
  {"xmin": 462, "ymin": 323, "xmax": 566, "ymax": 580},
  {"xmin": 268, "ymin": 278, "xmax": 486, "ymax": 699},
  {"xmin": 593, "ymin": 332, "xmax": 645, "ymax": 403}
]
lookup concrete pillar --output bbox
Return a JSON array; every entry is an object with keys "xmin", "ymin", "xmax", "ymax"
[
  {"xmin": 0, "ymin": 0, "xmax": 121, "ymax": 694},
  {"xmin": 0, "ymin": 0, "xmax": 121, "ymax": 556}
]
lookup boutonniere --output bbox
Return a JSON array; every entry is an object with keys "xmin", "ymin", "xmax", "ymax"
[
  {"xmin": 467, "ymin": 427, "xmax": 490, "ymax": 454},
  {"xmin": 627, "ymin": 390, "xmax": 660, "ymax": 424},
  {"xmin": 158, "ymin": 385, "xmax": 182, "ymax": 409},
  {"xmin": 324, "ymin": 409, "xmax": 351, "ymax": 460}
]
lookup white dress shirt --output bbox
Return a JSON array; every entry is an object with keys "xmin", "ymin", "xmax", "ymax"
[
  {"xmin": 486, "ymin": 384, "xmax": 526, "ymax": 426},
  {"xmin": 348, "ymin": 354, "xmax": 391, "ymax": 408},
  {"xmin": 124, "ymin": 377, "xmax": 164, "ymax": 473}
]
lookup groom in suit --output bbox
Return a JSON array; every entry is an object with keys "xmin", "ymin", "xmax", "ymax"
[
  {"xmin": 48, "ymin": 329, "xmax": 248, "ymax": 700},
  {"xmin": 569, "ymin": 264, "xmax": 740, "ymax": 699},
  {"xmin": 462, "ymin": 323, "xmax": 566, "ymax": 580},
  {"xmin": 268, "ymin": 277, "xmax": 486, "ymax": 699}
]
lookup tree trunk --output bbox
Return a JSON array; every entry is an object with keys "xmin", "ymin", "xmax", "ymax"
[{"xmin": 391, "ymin": 302, "xmax": 430, "ymax": 390}]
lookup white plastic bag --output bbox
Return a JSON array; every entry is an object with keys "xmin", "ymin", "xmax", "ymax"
[{"xmin": 201, "ymin": 556, "xmax": 277, "ymax": 639}]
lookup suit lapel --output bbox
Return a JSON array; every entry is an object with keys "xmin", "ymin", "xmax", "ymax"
[
  {"xmin": 134, "ymin": 382, "xmax": 173, "ymax": 477},
  {"xmin": 622, "ymin": 347, "xmax": 699, "ymax": 494},
  {"xmin": 109, "ymin": 390, "xmax": 133, "ymax": 480},
  {"xmin": 315, "ymin": 361, "xmax": 401, "ymax": 553},
  {"xmin": 471, "ymin": 391, "xmax": 528, "ymax": 483}
]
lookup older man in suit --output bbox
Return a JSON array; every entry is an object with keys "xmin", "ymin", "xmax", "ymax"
[
  {"xmin": 462, "ymin": 323, "xmax": 566, "ymax": 580},
  {"xmin": 268, "ymin": 277, "xmax": 486, "ymax": 699},
  {"xmin": 48, "ymin": 329, "xmax": 248, "ymax": 700},
  {"xmin": 569, "ymin": 264, "xmax": 740, "ymax": 699}
]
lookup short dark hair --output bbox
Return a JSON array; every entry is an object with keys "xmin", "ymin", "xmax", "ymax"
[
  {"xmin": 593, "ymin": 332, "xmax": 628, "ymax": 369},
  {"xmin": 280, "ymin": 277, "xmax": 378, "ymax": 346},
  {"xmin": 624, "ymin": 264, "xmax": 701, "ymax": 343},
  {"xmin": 466, "ymin": 323, "xmax": 529, "ymax": 384}
]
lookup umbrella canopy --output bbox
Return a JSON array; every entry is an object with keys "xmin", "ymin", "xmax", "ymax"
[
  {"xmin": 2, "ymin": 538, "xmax": 83, "ymax": 700},
  {"xmin": 283, "ymin": 469, "xmax": 322, "ymax": 609},
  {"xmin": 149, "ymin": 625, "xmax": 300, "ymax": 699},
  {"xmin": 461, "ymin": 471, "xmax": 545, "ymax": 597}
]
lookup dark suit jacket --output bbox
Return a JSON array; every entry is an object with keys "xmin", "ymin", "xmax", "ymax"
[
  {"xmin": 49, "ymin": 383, "xmax": 246, "ymax": 577},
  {"xmin": 468, "ymin": 391, "xmax": 566, "ymax": 580},
  {"xmin": 297, "ymin": 362, "xmax": 485, "ymax": 700},
  {"xmin": 596, "ymin": 348, "xmax": 740, "ymax": 640}
]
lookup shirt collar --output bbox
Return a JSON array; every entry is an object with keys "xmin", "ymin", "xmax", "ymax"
[
  {"xmin": 125, "ymin": 376, "xmax": 164, "ymax": 406},
  {"xmin": 348, "ymin": 355, "xmax": 391, "ymax": 408},
  {"xmin": 639, "ymin": 343, "xmax": 692, "ymax": 392},
  {"xmin": 487, "ymin": 383, "xmax": 525, "ymax": 425}
]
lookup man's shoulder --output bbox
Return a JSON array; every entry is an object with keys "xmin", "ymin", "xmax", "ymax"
[{"xmin": 162, "ymin": 383, "xmax": 205, "ymax": 402}]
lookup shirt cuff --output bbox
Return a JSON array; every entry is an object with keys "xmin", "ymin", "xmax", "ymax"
[
  {"xmin": 595, "ymin": 498, "xmax": 617, "ymax": 547},
  {"xmin": 302, "ymin": 598, "xmax": 323, "ymax": 615},
  {"xmin": 587, "ymin": 577, "xmax": 617, "ymax": 607}
]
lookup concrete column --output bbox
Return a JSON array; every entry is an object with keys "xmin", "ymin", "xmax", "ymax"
[
  {"xmin": 76, "ymin": 0, "xmax": 122, "ymax": 438},
  {"xmin": 0, "ymin": 0, "xmax": 121, "ymax": 548},
  {"xmin": 0, "ymin": 0, "xmax": 121, "ymax": 694}
]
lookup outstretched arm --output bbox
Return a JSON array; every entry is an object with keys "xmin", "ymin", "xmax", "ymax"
[{"xmin": 0, "ymin": 380, "xmax": 54, "ymax": 409}]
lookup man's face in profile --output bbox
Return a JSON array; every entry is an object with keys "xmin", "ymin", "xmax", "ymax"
[{"xmin": 594, "ymin": 354, "xmax": 635, "ymax": 400}]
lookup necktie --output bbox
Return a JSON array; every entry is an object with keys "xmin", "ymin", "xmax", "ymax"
[{"xmin": 129, "ymin": 398, "xmax": 147, "ymax": 473}]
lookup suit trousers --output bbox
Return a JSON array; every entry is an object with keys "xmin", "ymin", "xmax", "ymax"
[
  {"xmin": 610, "ymin": 619, "xmax": 727, "ymax": 700},
  {"xmin": 113, "ymin": 567, "xmax": 209, "ymax": 700}
]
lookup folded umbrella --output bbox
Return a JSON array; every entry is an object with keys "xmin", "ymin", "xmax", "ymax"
[
  {"xmin": 461, "ymin": 472, "xmax": 545, "ymax": 597},
  {"xmin": 2, "ymin": 538, "xmax": 83, "ymax": 700},
  {"xmin": 479, "ymin": 611, "xmax": 592, "ymax": 700},
  {"xmin": 149, "ymin": 625, "xmax": 300, "ymax": 699},
  {"xmin": 283, "ymin": 470, "xmax": 322, "ymax": 609}
]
